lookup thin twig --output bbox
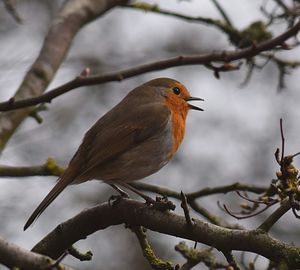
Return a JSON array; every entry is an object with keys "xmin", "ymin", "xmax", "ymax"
[
  {"xmin": 2, "ymin": 0, "xmax": 22, "ymax": 23},
  {"xmin": 211, "ymin": 0, "xmax": 233, "ymax": 27},
  {"xmin": 124, "ymin": 2, "xmax": 235, "ymax": 34},
  {"xmin": 280, "ymin": 118, "xmax": 285, "ymax": 162},
  {"xmin": 1, "ymin": 20, "xmax": 300, "ymax": 112},
  {"xmin": 130, "ymin": 226, "xmax": 174, "ymax": 270},
  {"xmin": 68, "ymin": 246, "xmax": 93, "ymax": 261},
  {"xmin": 188, "ymin": 182, "xmax": 267, "ymax": 199},
  {"xmin": 0, "ymin": 158, "xmax": 64, "ymax": 177},
  {"xmin": 180, "ymin": 191, "xmax": 194, "ymax": 228},
  {"xmin": 258, "ymin": 199, "xmax": 291, "ymax": 232},
  {"xmin": 51, "ymin": 250, "xmax": 69, "ymax": 269},
  {"xmin": 175, "ymin": 242, "xmax": 227, "ymax": 270},
  {"xmin": 221, "ymin": 250, "xmax": 240, "ymax": 270},
  {"xmin": 222, "ymin": 200, "xmax": 278, "ymax": 220}
]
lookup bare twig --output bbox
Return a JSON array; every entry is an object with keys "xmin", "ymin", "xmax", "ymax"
[
  {"xmin": 258, "ymin": 199, "xmax": 291, "ymax": 232},
  {"xmin": 280, "ymin": 118, "xmax": 285, "ymax": 162},
  {"xmin": 2, "ymin": 0, "xmax": 22, "ymax": 23},
  {"xmin": 180, "ymin": 191, "xmax": 194, "ymax": 227},
  {"xmin": 211, "ymin": 0, "xmax": 233, "ymax": 27},
  {"xmin": 68, "ymin": 246, "xmax": 93, "ymax": 261},
  {"xmin": 1, "ymin": 20, "xmax": 300, "ymax": 112},
  {"xmin": 130, "ymin": 226, "xmax": 174, "ymax": 270},
  {"xmin": 188, "ymin": 200, "xmax": 229, "ymax": 227},
  {"xmin": 273, "ymin": 118, "xmax": 300, "ymax": 219},
  {"xmin": 51, "ymin": 250, "xmax": 69, "ymax": 269},
  {"xmin": 124, "ymin": 2, "xmax": 239, "ymax": 39},
  {"xmin": 187, "ymin": 182, "xmax": 267, "ymax": 199},
  {"xmin": 175, "ymin": 242, "xmax": 227, "ymax": 270},
  {"xmin": 222, "ymin": 200, "xmax": 278, "ymax": 220},
  {"xmin": 0, "ymin": 158, "xmax": 64, "ymax": 177},
  {"xmin": 221, "ymin": 250, "xmax": 240, "ymax": 270}
]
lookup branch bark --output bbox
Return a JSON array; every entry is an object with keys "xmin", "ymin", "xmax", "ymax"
[
  {"xmin": 31, "ymin": 198, "xmax": 300, "ymax": 268},
  {"xmin": 0, "ymin": 0, "xmax": 128, "ymax": 151},
  {"xmin": 0, "ymin": 19, "xmax": 300, "ymax": 112},
  {"xmin": 0, "ymin": 236, "xmax": 75, "ymax": 270}
]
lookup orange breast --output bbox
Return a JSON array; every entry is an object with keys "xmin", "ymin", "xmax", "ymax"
[
  {"xmin": 170, "ymin": 111, "xmax": 186, "ymax": 155},
  {"xmin": 165, "ymin": 94, "xmax": 189, "ymax": 157}
]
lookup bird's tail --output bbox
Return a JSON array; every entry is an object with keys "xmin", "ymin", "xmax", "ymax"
[{"xmin": 23, "ymin": 162, "xmax": 80, "ymax": 231}]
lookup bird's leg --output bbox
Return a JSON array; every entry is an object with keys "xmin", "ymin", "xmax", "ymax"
[
  {"xmin": 117, "ymin": 182, "xmax": 156, "ymax": 204},
  {"xmin": 108, "ymin": 184, "xmax": 130, "ymax": 207},
  {"xmin": 109, "ymin": 184, "xmax": 130, "ymax": 198},
  {"xmin": 113, "ymin": 182, "xmax": 176, "ymax": 211}
]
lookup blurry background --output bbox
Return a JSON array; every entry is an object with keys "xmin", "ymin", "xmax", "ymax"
[{"xmin": 0, "ymin": 0, "xmax": 300, "ymax": 269}]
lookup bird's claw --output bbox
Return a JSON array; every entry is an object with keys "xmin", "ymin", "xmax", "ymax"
[
  {"xmin": 108, "ymin": 193, "xmax": 129, "ymax": 207},
  {"xmin": 151, "ymin": 196, "xmax": 176, "ymax": 211}
]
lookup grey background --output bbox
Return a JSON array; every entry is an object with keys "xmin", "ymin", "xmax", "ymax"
[{"xmin": 0, "ymin": 1, "xmax": 300, "ymax": 269}]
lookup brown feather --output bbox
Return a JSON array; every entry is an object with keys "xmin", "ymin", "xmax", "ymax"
[
  {"xmin": 23, "ymin": 159, "xmax": 81, "ymax": 230},
  {"xmin": 23, "ymin": 78, "xmax": 199, "ymax": 229},
  {"xmin": 73, "ymin": 102, "xmax": 171, "ymax": 182},
  {"xmin": 24, "ymin": 100, "xmax": 170, "ymax": 229}
]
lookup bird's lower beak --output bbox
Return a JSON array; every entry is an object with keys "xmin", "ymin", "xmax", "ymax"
[{"xmin": 186, "ymin": 96, "xmax": 204, "ymax": 111}]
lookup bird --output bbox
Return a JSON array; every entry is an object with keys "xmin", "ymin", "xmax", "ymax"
[{"xmin": 24, "ymin": 77, "xmax": 204, "ymax": 230}]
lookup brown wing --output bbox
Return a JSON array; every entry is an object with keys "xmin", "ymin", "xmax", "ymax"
[
  {"xmin": 73, "ymin": 102, "xmax": 171, "ymax": 181},
  {"xmin": 24, "ymin": 102, "xmax": 170, "ymax": 230}
]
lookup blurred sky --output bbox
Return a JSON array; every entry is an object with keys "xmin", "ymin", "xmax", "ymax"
[{"xmin": 1, "ymin": 0, "xmax": 300, "ymax": 269}]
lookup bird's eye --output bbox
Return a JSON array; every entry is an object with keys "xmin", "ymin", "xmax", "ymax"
[{"xmin": 172, "ymin": 87, "xmax": 181, "ymax": 95}]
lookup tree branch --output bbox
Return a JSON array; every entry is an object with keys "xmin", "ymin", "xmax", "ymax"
[
  {"xmin": 0, "ymin": 0, "xmax": 129, "ymax": 151},
  {"xmin": 0, "ymin": 162, "xmax": 268, "ymax": 198},
  {"xmin": 130, "ymin": 226, "xmax": 174, "ymax": 270},
  {"xmin": 0, "ymin": 158, "xmax": 63, "ymax": 177},
  {"xmin": 0, "ymin": 236, "xmax": 75, "ymax": 270},
  {"xmin": 211, "ymin": 0, "xmax": 233, "ymax": 27},
  {"xmin": 258, "ymin": 198, "xmax": 291, "ymax": 232},
  {"xmin": 123, "ymin": 2, "xmax": 238, "ymax": 39},
  {"xmin": 132, "ymin": 182, "xmax": 267, "ymax": 198},
  {"xmin": 1, "ymin": 19, "xmax": 300, "ymax": 112},
  {"xmin": 2, "ymin": 0, "xmax": 22, "ymax": 23},
  {"xmin": 175, "ymin": 242, "xmax": 227, "ymax": 270},
  {"xmin": 0, "ymin": 161, "xmax": 265, "ymax": 227},
  {"xmin": 31, "ymin": 198, "xmax": 300, "ymax": 268}
]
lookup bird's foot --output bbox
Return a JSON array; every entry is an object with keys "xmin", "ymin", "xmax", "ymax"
[
  {"xmin": 108, "ymin": 193, "xmax": 129, "ymax": 207},
  {"xmin": 109, "ymin": 183, "xmax": 130, "ymax": 198},
  {"xmin": 151, "ymin": 196, "xmax": 176, "ymax": 211},
  {"xmin": 142, "ymin": 194, "xmax": 156, "ymax": 205}
]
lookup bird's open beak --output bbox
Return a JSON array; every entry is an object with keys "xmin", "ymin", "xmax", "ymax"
[{"xmin": 186, "ymin": 96, "xmax": 204, "ymax": 111}]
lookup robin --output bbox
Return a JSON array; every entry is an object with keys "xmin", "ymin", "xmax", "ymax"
[{"xmin": 24, "ymin": 77, "xmax": 203, "ymax": 230}]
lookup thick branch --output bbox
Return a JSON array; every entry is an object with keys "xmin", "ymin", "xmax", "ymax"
[
  {"xmin": 0, "ymin": 236, "xmax": 75, "ymax": 270},
  {"xmin": 1, "ymin": 20, "xmax": 300, "ymax": 112},
  {"xmin": 31, "ymin": 199, "xmax": 300, "ymax": 268},
  {"xmin": 0, "ymin": 0, "xmax": 128, "ymax": 151}
]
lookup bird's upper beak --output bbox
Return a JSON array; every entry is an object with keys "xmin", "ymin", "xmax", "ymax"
[{"xmin": 185, "ymin": 96, "xmax": 204, "ymax": 111}]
